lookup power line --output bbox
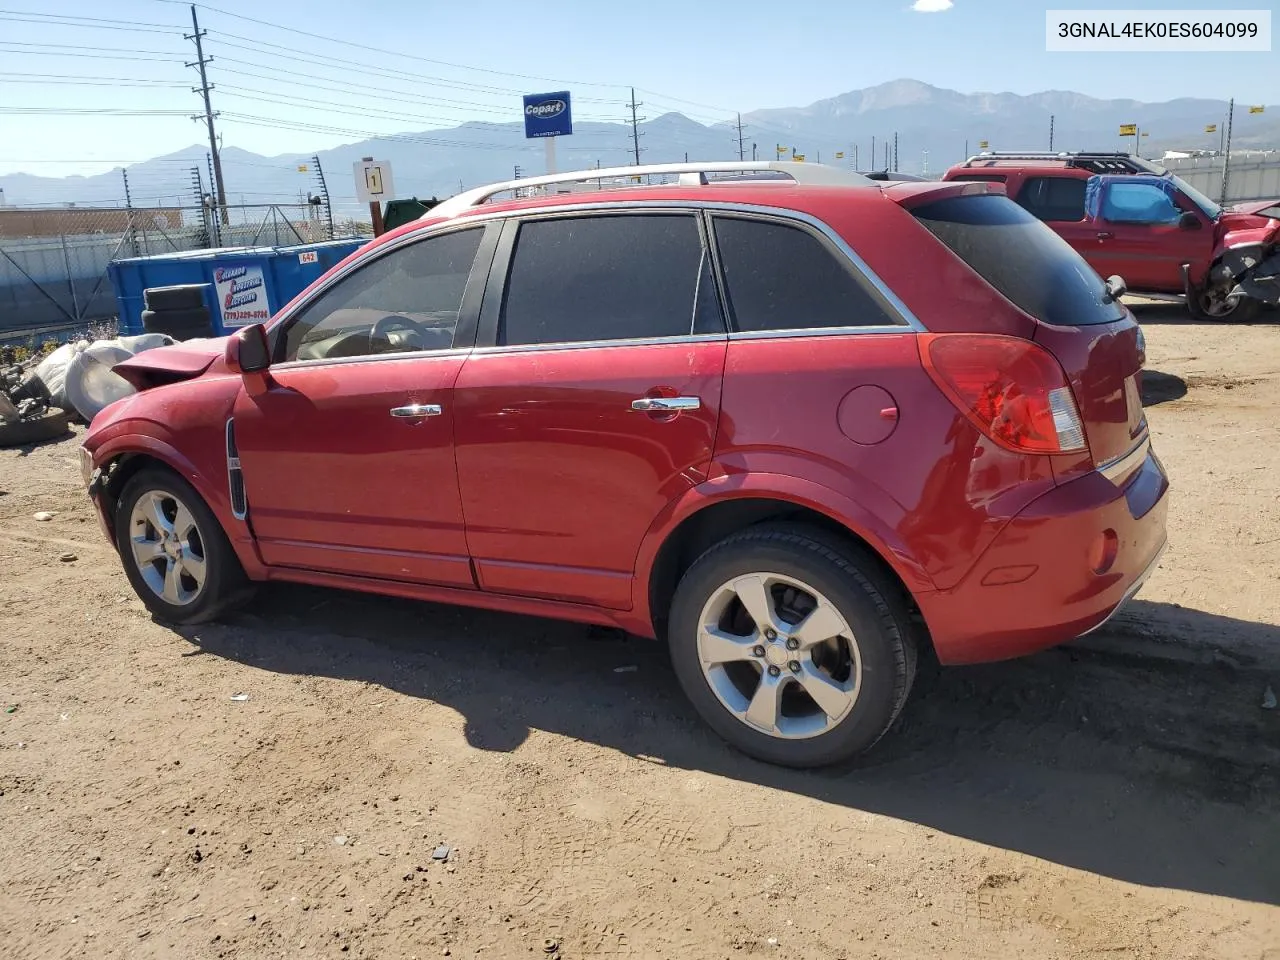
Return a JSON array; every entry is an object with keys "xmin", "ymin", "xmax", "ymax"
[
  {"xmin": 154, "ymin": 0, "xmax": 630, "ymax": 89},
  {"xmin": 0, "ymin": 12, "xmax": 181, "ymax": 33},
  {"xmin": 0, "ymin": 8, "xmax": 180, "ymax": 28}
]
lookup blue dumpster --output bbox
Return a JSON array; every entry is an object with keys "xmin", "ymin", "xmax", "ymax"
[{"xmin": 109, "ymin": 238, "xmax": 367, "ymax": 336}]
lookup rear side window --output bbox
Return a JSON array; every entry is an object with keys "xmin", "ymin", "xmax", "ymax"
[
  {"xmin": 1016, "ymin": 176, "xmax": 1087, "ymax": 222},
  {"xmin": 500, "ymin": 214, "xmax": 719, "ymax": 346},
  {"xmin": 913, "ymin": 194, "xmax": 1125, "ymax": 327},
  {"xmin": 712, "ymin": 216, "xmax": 900, "ymax": 332},
  {"xmin": 948, "ymin": 174, "xmax": 1008, "ymax": 183}
]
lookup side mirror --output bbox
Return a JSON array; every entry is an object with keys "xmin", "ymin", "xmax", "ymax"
[
  {"xmin": 225, "ymin": 323, "xmax": 271, "ymax": 375},
  {"xmin": 1102, "ymin": 274, "xmax": 1128, "ymax": 303},
  {"xmin": 1178, "ymin": 210, "xmax": 1201, "ymax": 230}
]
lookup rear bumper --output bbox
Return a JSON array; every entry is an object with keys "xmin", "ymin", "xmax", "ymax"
[{"xmin": 918, "ymin": 442, "xmax": 1169, "ymax": 665}]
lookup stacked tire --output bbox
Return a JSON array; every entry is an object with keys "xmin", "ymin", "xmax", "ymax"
[{"xmin": 141, "ymin": 285, "xmax": 215, "ymax": 341}]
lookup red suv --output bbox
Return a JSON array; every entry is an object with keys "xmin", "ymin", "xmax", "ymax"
[
  {"xmin": 81, "ymin": 162, "xmax": 1168, "ymax": 768},
  {"xmin": 943, "ymin": 151, "xmax": 1280, "ymax": 321}
]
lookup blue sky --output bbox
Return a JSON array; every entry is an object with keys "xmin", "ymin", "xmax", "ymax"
[{"xmin": 0, "ymin": 0, "xmax": 1276, "ymax": 177}]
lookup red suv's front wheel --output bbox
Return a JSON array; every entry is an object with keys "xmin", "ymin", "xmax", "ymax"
[{"xmin": 667, "ymin": 525, "xmax": 918, "ymax": 768}]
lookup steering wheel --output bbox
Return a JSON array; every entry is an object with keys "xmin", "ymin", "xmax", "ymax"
[{"xmin": 369, "ymin": 314, "xmax": 428, "ymax": 353}]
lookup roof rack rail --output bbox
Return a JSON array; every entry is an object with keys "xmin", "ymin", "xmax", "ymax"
[
  {"xmin": 961, "ymin": 151, "xmax": 1162, "ymax": 173},
  {"xmin": 429, "ymin": 161, "xmax": 875, "ymax": 218}
]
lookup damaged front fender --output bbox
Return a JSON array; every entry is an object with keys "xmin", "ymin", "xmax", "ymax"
[{"xmin": 1206, "ymin": 242, "xmax": 1280, "ymax": 306}]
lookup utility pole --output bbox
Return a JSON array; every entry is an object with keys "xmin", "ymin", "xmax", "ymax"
[
  {"xmin": 204, "ymin": 152, "xmax": 221, "ymax": 245},
  {"xmin": 884, "ymin": 141, "xmax": 889, "ymax": 169},
  {"xmin": 871, "ymin": 136, "xmax": 876, "ymax": 170},
  {"xmin": 1220, "ymin": 97, "xmax": 1235, "ymax": 203},
  {"xmin": 852, "ymin": 144, "xmax": 858, "ymax": 168},
  {"xmin": 627, "ymin": 88, "xmax": 644, "ymax": 166},
  {"xmin": 735, "ymin": 113, "xmax": 746, "ymax": 161},
  {"xmin": 1049, "ymin": 114, "xmax": 1055, "ymax": 150},
  {"xmin": 893, "ymin": 132, "xmax": 899, "ymax": 172},
  {"xmin": 964, "ymin": 138, "xmax": 968, "ymax": 160},
  {"xmin": 752, "ymin": 142, "xmax": 757, "ymax": 161},
  {"xmin": 186, "ymin": 5, "xmax": 227, "ymax": 225},
  {"xmin": 921, "ymin": 150, "xmax": 928, "ymax": 176}
]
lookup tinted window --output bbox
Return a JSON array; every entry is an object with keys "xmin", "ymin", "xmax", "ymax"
[
  {"xmin": 712, "ymin": 216, "xmax": 899, "ymax": 332},
  {"xmin": 283, "ymin": 228, "xmax": 483, "ymax": 361},
  {"xmin": 949, "ymin": 173, "xmax": 1008, "ymax": 183},
  {"xmin": 1101, "ymin": 182, "xmax": 1181, "ymax": 224},
  {"xmin": 1016, "ymin": 176, "xmax": 1087, "ymax": 221},
  {"xmin": 914, "ymin": 194, "xmax": 1125, "ymax": 327},
  {"xmin": 500, "ymin": 214, "xmax": 717, "ymax": 346}
]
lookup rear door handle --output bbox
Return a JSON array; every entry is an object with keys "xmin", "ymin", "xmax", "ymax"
[
  {"xmin": 631, "ymin": 396, "xmax": 700, "ymax": 412},
  {"xmin": 390, "ymin": 404, "xmax": 442, "ymax": 418}
]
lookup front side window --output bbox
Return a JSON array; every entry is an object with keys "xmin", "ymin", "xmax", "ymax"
[
  {"xmin": 1100, "ymin": 182, "xmax": 1181, "ymax": 225},
  {"xmin": 282, "ymin": 228, "xmax": 484, "ymax": 362},
  {"xmin": 712, "ymin": 216, "xmax": 900, "ymax": 332},
  {"xmin": 500, "ymin": 214, "xmax": 719, "ymax": 346}
]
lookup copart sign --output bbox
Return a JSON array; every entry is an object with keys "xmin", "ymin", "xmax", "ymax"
[{"xmin": 522, "ymin": 91, "xmax": 573, "ymax": 139}]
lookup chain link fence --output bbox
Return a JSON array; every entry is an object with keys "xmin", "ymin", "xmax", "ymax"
[{"xmin": 0, "ymin": 202, "xmax": 346, "ymax": 340}]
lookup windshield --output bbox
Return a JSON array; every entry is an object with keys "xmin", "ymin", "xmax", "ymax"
[{"xmin": 1170, "ymin": 174, "xmax": 1222, "ymax": 220}]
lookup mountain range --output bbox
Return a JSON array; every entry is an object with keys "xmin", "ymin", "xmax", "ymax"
[{"xmin": 2, "ymin": 79, "xmax": 1275, "ymax": 220}]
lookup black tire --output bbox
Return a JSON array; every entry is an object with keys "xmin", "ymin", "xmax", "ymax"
[
  {"xmin": 143, "ymin": 284, "xmax": 208, "ymax": 312},
  {"xmin": 667, "ymin": 524, "xmax": 917, "ymax": 768},
  {"xmin": 113, "ymin": 467, "xmax": 252, "ymax": 624},
  {"xmin": 141, "ymin": 307, "xmax": 214, "ymax": 339},
  {"xmin": 1186, "ymin": 287, "xmax": 1261, "ymax": 322},
  {"xmin": 0, "ymin": 407, "xmax": 70, "ymax": 447}
]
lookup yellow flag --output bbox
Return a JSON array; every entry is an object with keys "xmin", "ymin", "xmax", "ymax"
[
  {"xmin": 296, "ymin": 164, "xmax": 308, "ymax": 172},
  {"xmin": 794, "ymin": 155, "xmax": 805, "ymax": 162},
  {"xmin": 1205, "ymin": 124, "xmax": 1217, "ymax": 133},
  {"xmin": 978, "ymin": 140, "xmax": 989, "ymax": 149},
  {"xmin": 1119, "ymin": 123, "xmax": 1137, "ymax": 136},
  {"xmin": 1249, "ymin": 105, "xmax": 1266, "ymax": 114},
  {"xmin": 835, "ymin": 151, "xmax": 845, "ymax": 158}
]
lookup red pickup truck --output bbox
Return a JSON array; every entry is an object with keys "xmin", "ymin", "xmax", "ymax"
[{"xmin": 943, "ymin": 152, "xmax": 1280, "ymax": 320}]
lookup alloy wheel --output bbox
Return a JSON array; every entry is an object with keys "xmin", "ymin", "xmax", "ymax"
[
  {"xmin": 128, "ymin": 489, "xmax": 207, "ymax": 606},
  {"xmin": 695, "ymin": 572, "xmax": 862, "ymax": 739}
]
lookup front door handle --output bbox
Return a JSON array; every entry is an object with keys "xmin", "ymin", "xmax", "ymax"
[
  {"xmin": 631, "ymin": 396, "xmax": 700, "ymax": 413},
  {"xmin": 1096, "ymin": 231, "xmax": 1115, "ymax": 240},
  {"xmin": 390, "ymin": 404, "xmax": 442, "ymax": 418}
]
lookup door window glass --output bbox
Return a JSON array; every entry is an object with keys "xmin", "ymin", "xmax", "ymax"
[
  {"xmin": 1016, "ymin": 177, "xmax": 1088, "ymax": 222},
  {"xmin": 500, "ymin": 214, "xmax": 718, "ymax": 346},
  {"xmin": 712, "ymin": 216, "xmax": 900, "ymax": 332},
  {"xmin": 283, "ymin": 228, "xmax": 483, "ymax": 362}
]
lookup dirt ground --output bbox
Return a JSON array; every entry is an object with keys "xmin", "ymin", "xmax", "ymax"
[{"xmin": 2, "ymin": 303, "xmax": 1278, "ymax": 960}]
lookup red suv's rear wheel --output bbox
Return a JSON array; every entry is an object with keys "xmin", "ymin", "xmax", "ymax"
[{"xmin": 667, "ymin": 525, "xmax": 917, "ymax": 767}]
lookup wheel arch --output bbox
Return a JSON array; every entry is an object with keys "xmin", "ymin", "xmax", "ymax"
[
  {"xmin": 91, "ymin": 433, "xmax": 266, "ymax": 578},
  {"xmin": 636, "ymin": 475, "xmax": 936, "ymax": 642}
]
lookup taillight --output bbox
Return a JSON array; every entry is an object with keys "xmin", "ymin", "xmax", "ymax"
[{"xmin": 920, "ymin": 333, "xmax": 1089, "ymax": 455}]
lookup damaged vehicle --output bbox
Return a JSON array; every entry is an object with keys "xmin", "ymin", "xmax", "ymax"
[
  {"xmin": 80, "ymin": 161, "xmax": 1168, "ymax": 768},
  {"xmin": 943, "ymin": 151, "xmax": 1280, "ymax": 321}
]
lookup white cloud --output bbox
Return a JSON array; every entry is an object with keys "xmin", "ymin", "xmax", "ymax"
[{"xmin": 911, "ymin": 0, "xmax": 954, "ymax": 11}]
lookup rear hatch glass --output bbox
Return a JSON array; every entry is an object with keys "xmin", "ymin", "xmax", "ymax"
[
  {"xmin": 912, "ymin": 194, "xmax": 1123, "ymax": 327},
  {"xmin": 913, "ymin": 193, "xmax": 1146, "ymax": 466}
]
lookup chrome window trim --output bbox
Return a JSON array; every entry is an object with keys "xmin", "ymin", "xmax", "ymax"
[
  {"xmin": 267, "ymin": 200, "xmax": 926, "ymax": 360},
  {"xmin": 1098, "ymin": 434, "xmax": 1151, "ymax": 483},
  {"xmin": 271, "ymin": 346, "xmax": 473, "ymax": 373},
  {"xmin": 468, "ymin": 332, "xmax": 727, "ymax": 357}
]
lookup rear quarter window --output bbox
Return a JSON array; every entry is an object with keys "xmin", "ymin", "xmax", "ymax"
[
  {"xmin": 1016, "ymin": 177, "xmax": 1088, "ymax": 222},
  {"xmin": 913, "ymin": 194, "xmax": 1126, "ymax": 327}
]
